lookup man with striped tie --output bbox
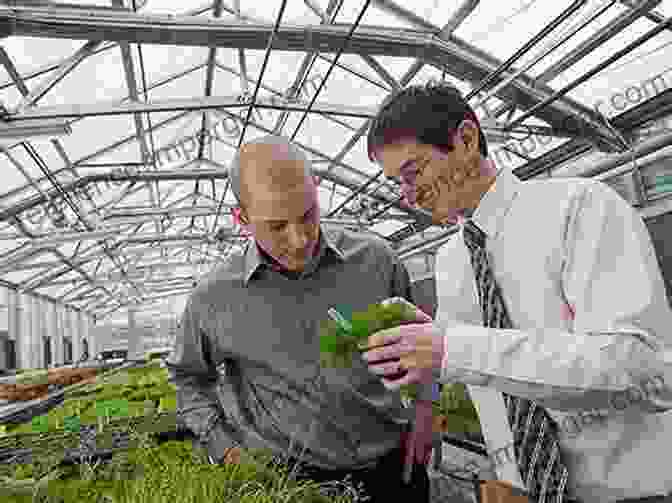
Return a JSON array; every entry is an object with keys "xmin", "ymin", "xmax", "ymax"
[{"xmin": 361, "ymin": 81, "xmax": 672, "ymax": 503}]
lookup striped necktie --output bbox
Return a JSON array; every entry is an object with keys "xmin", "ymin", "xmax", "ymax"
[{"xmin": 463, "ymin": 220, "xmax": 570, "ymax": 503}]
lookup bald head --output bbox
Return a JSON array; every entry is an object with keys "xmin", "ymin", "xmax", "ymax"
[
  {"xmin": 229, "ymin": 135, "xmax": 313, "ymax": 208},
  {"xmin": 229, "ymin": 135, "xmax": 322, "ymax": 272}
]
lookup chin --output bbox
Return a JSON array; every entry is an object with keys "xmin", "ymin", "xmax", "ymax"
[{"xmin": 286, "ymin": 260, "xmax": 307, "ymax": 271}]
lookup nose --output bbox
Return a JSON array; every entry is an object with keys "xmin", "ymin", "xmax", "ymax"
[{"xmin": 286, "ymin": 224, "xmax": 309, "ymax": 251}]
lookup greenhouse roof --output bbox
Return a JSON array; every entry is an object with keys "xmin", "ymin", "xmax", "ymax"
[{"xmin": 1, "ymin": 0, "xmax": 672, "ymax": 321}]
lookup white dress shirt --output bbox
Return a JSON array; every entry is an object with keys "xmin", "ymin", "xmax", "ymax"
[{"xmin": 434, "ymin": 166, "xmax": 672, "ymax": 502}]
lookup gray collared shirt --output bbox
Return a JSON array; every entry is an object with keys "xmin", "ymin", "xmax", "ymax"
[{"xmin": 166, "ymin": 227, "xmax": 417, "ymax": 470}]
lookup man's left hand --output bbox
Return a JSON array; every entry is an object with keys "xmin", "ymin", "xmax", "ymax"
[{"xmin": 359, "ymin": 321, "xmax": 444, "ymax": 390}]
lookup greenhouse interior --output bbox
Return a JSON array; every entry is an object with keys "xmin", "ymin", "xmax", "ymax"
[{"xmin": 1, "ymin": 0, "xmax": 672, "ymax": 502}]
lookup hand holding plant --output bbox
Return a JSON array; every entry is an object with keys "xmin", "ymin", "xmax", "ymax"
[{"xmin": 319, "ymin": 300, "xmax": 418, "ymax": 370}]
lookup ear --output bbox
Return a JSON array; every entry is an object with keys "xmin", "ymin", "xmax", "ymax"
[
  {"xmin": 457, "ymin": 119, "xmax": 481, "ymax": 158},
  {"xmin": 232, "ymin": 207, "xmax": 248, "ymax": 226}
]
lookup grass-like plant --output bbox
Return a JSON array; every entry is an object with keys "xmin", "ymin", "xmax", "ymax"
[
  {"xmin": 319, "ymin": 302, "xmax": 417, "ymax": 369},
  {"xmin": 1, "ymin": 422, "xmax": 367, "ymax": 503}
]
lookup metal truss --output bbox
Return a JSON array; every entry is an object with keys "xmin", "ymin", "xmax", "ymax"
[
  {"xmin": 0, "ymin": 3, "xmax": 623, "ymax": 149},
  {"xmin": 0, "ymin": 0, "xmax": 670, "ymax": 321}
]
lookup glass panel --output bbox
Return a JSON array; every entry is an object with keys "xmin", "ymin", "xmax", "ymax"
[
  {"xmin": 1, "ymin": 37, "xmax": 83, "ymax": 76},
  {"xmin": 395, "ymin": 0, "xmax": 455, "ymax": 27},
  {"xmin": 528, "ymin": 2, "xmax": 626, "ymax": 78},
  {"xmin": 553, "ymin": 19, "xmax": 672, "ymax": 113},
  {"xmin": 259, "ymin": 50, "xmax": 312, "ymax": 96},
  {"xmin": 2, "ymin": 270, "xmax": 41, "ymax": 283},
  {"xmin": 148, "ymin": 66, "xmax": 207, "ymax": 101},
  {"xmin": 294, "ymin": 113, "xmax": 364, "ymax": 159},
  {"xmin": 454, "ymin": 0, "xmax": 579, "ymax": 60},
  {"xmin": 491, "ymin": 117, "xmax": 569, "ymax": 171},
  {"xmin": 640, "ymin": 152, "xmax": 672, "ymax": 194},
  {"xmin": 318, "ymin": 184, "xmax": 348, "ymax": 214},
  {"xmin": 210, "ymin": 133, "xmax": 239, "ymax": 167},
  {"xmin": 1, "ymin": 144, "xmax": 45, "ymax": 184},
  {"xmin": 35, "ymin": 285, "xmax": 74, "ymax": 299},
  {"xmin": 341, "ymin": 0, "xmax": 416, "ymax": 29},
  {"xmin": 83, "ymin": 136, "xmax": 146, "ymax": 166},
  {"xmin": 342, "ymin": 135, "xmax": 378, "ymax": 178},
  {"xmin": 630, "ymin": 112, "xmax": 672, "ymax": 145},
  {"xmin": 214, "ymin": 51, "xmax": 250, "ymax": 93},
  {"xmin": 143, "ymin": 113, "xmax": 202, "ymax": 169},
  {"xmin": 38, "ymin": 47, "xmax": 127, "ymax": 108},
  {"xmin": 0, "ymin": 81, "xmax": 24, "ymax": 110},
  {"xmin": 4, "ymin": 0, "xmax": 672, "ymax": 316},
  {"xmin": 0, "ymin": 147, "xmax": 35, "ymax": 197},
  {"xmin": 218, "ymin": 49, "xmax": 268, "ymax": 92},
  {"xmin": 61, "ymin": 115, "xmax": 140, "ymax": 164},
  {"xmin": 311, "ymin": 58, "xmax": 387, "ymax": 108},
  {"xmin": 373, "ymin": 56, "xmax": 416, "ymax": 83},
  {"xmin": 369, "ymin": 220, "xmax": 408, "ymax": 237},
  {"xmin": 50, "ymin": 0, "xmax": 112, "ymax": 5},
  {"xmin": 332, "ymin": 54, "xmax": 398, "ymax": 92},
  {"xmin": 408, "ymin": 65, "xmax": 472, "ymax": 94}
]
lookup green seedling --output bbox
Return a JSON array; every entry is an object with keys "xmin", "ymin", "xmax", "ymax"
[
  {"xmin": 31, "ymin": 415, "xmax": 49, "ymax": 433},
  {"xmin": 63, "ymin": 415, "xmax": 81, "ymax": 433},
  {"xmin": 320, "ymin": 302, "xmax": 415, "ymax": 367},
  {"xmin": 96, "ymin": 399, "xmax": 130, "ymax": 421},
  {"xmin": 320, "ymin": 302, "xmax": 423, "ymax": 398}
]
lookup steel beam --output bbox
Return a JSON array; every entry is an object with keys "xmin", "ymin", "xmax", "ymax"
[
  {"xmin": 0, "ymin": 67, "xmax": 205, "ymax": 205},
  {"xmin": 396, "ymin": 227, "xmax": 460, "ymax": 260},
  {"xmin": 116, "ymin": 232, "xmax": 241, "ymax": 244},
  {"xmin": 102, "ymin": 204, "xmax": 225, "ymax": 221},
  {"xmin": 15, "ymin": 40, "xmax": 103, "ymax": 112},
  {"xmin": 0, "ymin": 168, "xmax": 229, "ymax": 223},
  {"xmin": 536, "ymin": 0, "xmax": 661, "ymax": 82},
  {"xmin": 0, "ymin": 46, "xmax": 29, "ymax": 94},
  {"xmin": 371, "ymin": 0, "xmax": 437, "ymax": 32},
  {"xmin": 197, "ymin": 0, "xmax": 224, "ymax": 161},
  {"xmin": 0, "ymin": 275, "xmax": 84, "ymax": 312},
  {"xmin": 359, "ymin": 53, "xmax": 401, "ymax": 92},
  {"xmin": 52, "ymin": 275, "xmax": 197, "ymax": 288},
  {"xmin": 516, "ymin": 88, "xmax": 672, "ymax": 180},
  {"xmin": 581, "ymin": 129, "xmax": 672, "ymax": 179},
  {"xmin": 0, "ymin": 119, "xmax": 72, "ymax": 139},
  {"xmin": 0, "ymin": 4, "xmax": 618, "ymax": 149},
  {"xmin": 5, "ymin": 94, "xmax": 377, "ymax": 120},
  {"xmin": 26, "ymin": 226, "xmax": 132, "ymax": 247},
  {"xmin": 5, "ymin": 95, "xmax": 560, "ymax": 140}
]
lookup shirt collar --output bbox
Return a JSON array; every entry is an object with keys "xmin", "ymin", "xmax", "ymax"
[
  {"xmin": 243, "ymin": 226, "xmax": 346, "ymax": 285},
  {"xmin": 470, "ymin": 166, "xmax": 522, "ymax": 241}
]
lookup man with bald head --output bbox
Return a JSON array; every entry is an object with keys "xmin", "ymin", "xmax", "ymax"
[{"xmin": 166, "ymin": 135, "xmax": 433, "ymax": 502}]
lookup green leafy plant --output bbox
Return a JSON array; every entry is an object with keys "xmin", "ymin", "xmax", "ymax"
[
  {"xmin": 1, "ymin": 432, "xmax": 364, "ymax": 503},
  {"xmin": 319, "ymin": 302, "xmax": 416, "ymax": 369}
]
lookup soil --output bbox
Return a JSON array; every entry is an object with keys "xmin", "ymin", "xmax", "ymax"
[{"xmin": 0, "ymin": 368, "xmax": 98, "ymax": 401}]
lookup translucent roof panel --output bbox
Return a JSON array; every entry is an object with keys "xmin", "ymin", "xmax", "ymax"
[
  {"xmin": 2, "ymin": 0, "xmax": 671, "ymax": 319},
  {"xmin": 554, "ymin": 18, "xmax": 672, "ymax": 115}
]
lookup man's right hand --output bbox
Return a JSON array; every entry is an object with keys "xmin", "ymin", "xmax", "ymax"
[
  {"xmin": 205, "ymin": 420, "xmax": 242, "ymax": 464},
  {"xmin": 220, "ymin": 447, "xmax": 242, "ymax": 464}
]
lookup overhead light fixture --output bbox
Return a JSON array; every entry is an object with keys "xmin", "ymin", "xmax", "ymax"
[{"xmin": 0, "ymin": 119, "xmax": 72, "ymax": 140}]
